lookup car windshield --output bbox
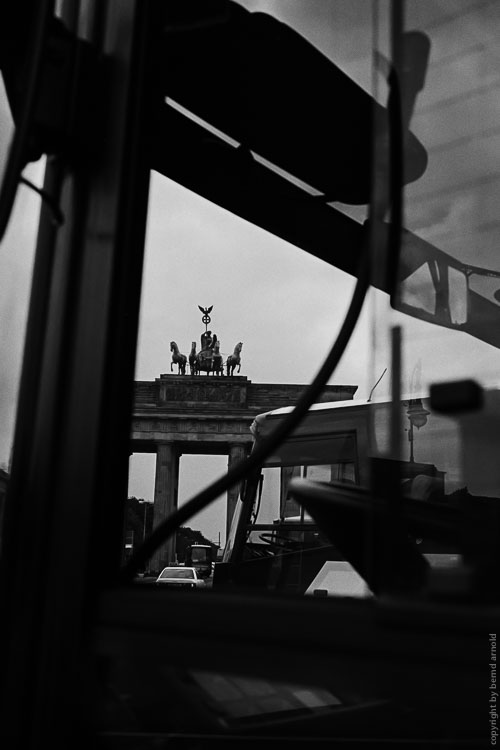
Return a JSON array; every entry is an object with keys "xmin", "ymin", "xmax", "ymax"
[
  {"xmin": 191, "ymin": 548, "xmax": 207, "ymax": 562},
  {"xmin": 159, "ymin": 568, "xmax": 195, "ymax": 580}
]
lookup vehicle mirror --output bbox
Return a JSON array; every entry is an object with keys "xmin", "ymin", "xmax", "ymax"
[
  {"xmin": 390, "ymin": 225, "xmax": 469, "ymax": 329},
  {"xmin": 397, "ymin": 253, "xmax": 469, "ymax": 328},
  {"xmin": 375, "ymin": 221, "xmax": 500, "ymax": 349}
]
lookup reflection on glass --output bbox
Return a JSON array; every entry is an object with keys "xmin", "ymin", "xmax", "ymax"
[
  {"xmin": 469, "ymin": 271, "xmax": 500, "ymax": 308},
  {"xmin": 392, "ymin": 0, "xmax": 500, "ymax": 382},
  {"xmin": 400, "ymin": 262, "xmax": 436, "ymax": 315},
  {"xmin": 448, "ymin": 266, "xmax": 468, "ymax": 325},
  {"xmin": 0, "ymin": 74, "xmax": 14, "ymax": 189},
  {"xmin": 188, "ymin": 670, "xmax": 342, "ymax": 726},
  {"xmin": 405, "ymin": 398, "xmax": 430, "ymax": 464},
  {"xmin": 371, "ymin": 1, "xmax": 500, "ymax": 607},
  {"xmin": 124, "ymin": 1, "xmax": 500, "ymax": 607},
  {"xmin": 0, "ymin": 156, "xmax": 42, "ymax": 545}
]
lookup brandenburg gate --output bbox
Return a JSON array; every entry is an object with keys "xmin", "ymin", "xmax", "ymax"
[
  {"xmin": 130, "ymin": 306, "xmax": 356, "ymax": 571},
  {"xmin": 130, "ymin": 374, "xmax": 356, "ymax": 571}
]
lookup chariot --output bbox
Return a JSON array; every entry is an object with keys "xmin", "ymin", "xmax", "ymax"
[{"xmin": 171, "ymin": 306, "xmax": 243, "ymax": 376}]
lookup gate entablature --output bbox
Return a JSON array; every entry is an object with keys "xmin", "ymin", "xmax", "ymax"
[
  {"xmin": 134, "ymin": 375, "xmax": 356, "ymax": 414},
  {"xmin": 156, "ymin": 373, "xmax": 249, "ymax": 409}
]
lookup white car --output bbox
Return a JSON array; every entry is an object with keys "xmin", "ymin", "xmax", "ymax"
[{"xmin": 156, "ymin": 566, "xmax": 205, "ymax": 589}]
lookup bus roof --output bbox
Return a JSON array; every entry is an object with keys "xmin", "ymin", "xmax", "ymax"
[
  {"xmin": 250, "ymin": 398, "xmax": 371, "ymax": 436},
  {"xmin": 254, "ymin": 397, "xmax": 369, "ymax": 420},
  {"xmin": 250, "ymin": 390, "xmax": 442, "ymax": 434}
]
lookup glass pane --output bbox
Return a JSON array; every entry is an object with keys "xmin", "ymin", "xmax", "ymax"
[
  {"xmin": 371, "ymin": 1, "xmax": 500, "ymax": 559},
  {"xmin": 129, "ymin": 0, "xmax": 376, "ymax": 591},
  {"xmin": 158, "ymin": 567, "xmax": 194, "ymax": 580},
  {"xmin": 305, "ymin": 464, "xmax": 332, "ymax": 483},
  {"xmin": 0, "ymin": 153, "xmax": 43, "ymax": 543},
  {"xmin": 469, "ymin": 271, "xmax": 500, "ymax": 308},
  {"xmin": 0, "ymin": 73, "xmax": 14, "ymax": 191},
  {"xmin": 98, "ymin": 4, "xmax": 490, "ymax": 745},
  {"xmin": 448, "ymin": 266, "xmax": 468, "ymax": 325},
  {"xmin": 256, "ymin": 467, "xmax": 281, "ymax": 524},
  {"xmin": 400, "ymin": 262, "xmax": 436, "ymax": 315}
]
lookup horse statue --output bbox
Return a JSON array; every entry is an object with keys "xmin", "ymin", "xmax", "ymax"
[
  {"xmin": 170, "ymin": 341, "xmax": 187, "ymax": 375},
  {"xmin": 212, "ymin": 341, "xmax": 224, "ymax": 376},
  {"xmin": 226, "ymin": 342, "xmax": 243, "ymax": 376},
  {"xmin": 189, "ymin": 342, "xmax": 198, "ymax": 375}
]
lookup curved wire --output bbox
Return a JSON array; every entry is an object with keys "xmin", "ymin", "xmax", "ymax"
[
  {"xmin": 19, "ymin": 176, "xmax": 65, "ymax": 226},
  {"xmin": 386, "ymin": 66, "xmax": 403, "ymax": 300},
  {"xmin": 120, "ymin": 241, "xmax": 371, "ymax": 582}
]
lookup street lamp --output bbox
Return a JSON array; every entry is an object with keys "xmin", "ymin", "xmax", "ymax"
[{"xmin": 406, "ymin": 398, "xmax": 430, "ymax": 463}]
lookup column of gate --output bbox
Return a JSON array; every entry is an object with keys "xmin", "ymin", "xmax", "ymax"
[
  {"xmin": 148, "ymin": 441, "xmax": 249, "ymax": 572},
  {"xmin": 150, "ymin": 443, "xmax": 179, "ymax": 572}
]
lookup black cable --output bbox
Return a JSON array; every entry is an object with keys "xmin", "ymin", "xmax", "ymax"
[
  {"xmin": 387, "ymin": 70, "xmax": 403, "ymax": 301},
  {"xmin": 120, "ymin": 241, "xmax": 371, "ymax": 582},
  {"xmin": 19, "ymin": 176, "xmax": 65, "ymax": 227},
  {"xmin": 250, "ymin": 474, "xmax": 263, "ymax": 526}
]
